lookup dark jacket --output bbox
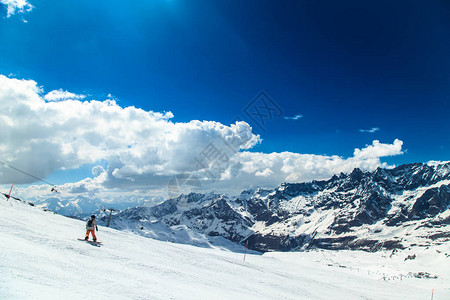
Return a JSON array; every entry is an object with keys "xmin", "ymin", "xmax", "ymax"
[{"xmin": 86, "ymin": 218, "xmax": 98, "ymax": 230}]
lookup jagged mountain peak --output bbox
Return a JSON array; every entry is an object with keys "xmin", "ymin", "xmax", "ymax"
[{"xmin": 174, "ymin": 191, "xmax": 223, "ymax": 206}]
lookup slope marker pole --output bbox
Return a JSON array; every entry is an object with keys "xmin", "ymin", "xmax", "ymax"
[
  {"xmin": 6, "ymin": 181, "xmax": 14, "ymax": 202},
  {"xmin": 243, "ymin": 240, "xmax": 248, "ymax": 261}
]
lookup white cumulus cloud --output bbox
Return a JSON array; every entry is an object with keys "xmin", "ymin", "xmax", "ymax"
[
  {"xmin": 1, "ymin": 0, "xmax": 33, "ymax": 17},
  {"xmin": 353, "ymin": 139, "xmax": 403, "ymax": 159},
  {"xmin": 44, "ymin": 89, "xmax": 86, "ymax": 102},
  {"xmin": 0, "ymin": 74, "xmax": 260, "ymax": 189}
]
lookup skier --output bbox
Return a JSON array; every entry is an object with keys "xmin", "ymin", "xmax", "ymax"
[{"xmin": 85, "ymin": 215, "xmax": 99, "ymax": 242}]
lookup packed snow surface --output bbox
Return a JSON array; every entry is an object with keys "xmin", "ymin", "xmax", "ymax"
[{"xmin": 1, "ymin": 199, "xmax": 448, "ymax": 299}]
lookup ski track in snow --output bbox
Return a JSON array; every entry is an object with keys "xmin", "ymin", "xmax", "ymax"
[{"xmin": 1, "ymin": 199, "xmax": 449, "ymax": 299}]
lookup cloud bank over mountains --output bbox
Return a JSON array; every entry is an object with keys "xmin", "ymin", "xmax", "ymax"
[{"xmin": 0, "ymin": 75, "xmax": 404, "ymax": 201}]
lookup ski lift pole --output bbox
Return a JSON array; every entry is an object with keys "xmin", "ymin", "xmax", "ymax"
[{"xmin": 106, "ymin": 208, "xmax": 115, "ymax": 227}]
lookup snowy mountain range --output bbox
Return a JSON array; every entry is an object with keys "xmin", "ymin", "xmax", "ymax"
[
  {"xmin": 105, "ymin": 162, "xmax": 450, "ymax": 252},
  {"xmin": 33, "ymin": 195, "xmax": 162, "ymax": 219},
  {"xmin": 34, "ymin": 196, "xmax": 104, "ymax": 217}
]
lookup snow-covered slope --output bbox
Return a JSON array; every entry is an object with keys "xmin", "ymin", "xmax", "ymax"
[{"xmin": 1, "ymin": 194, "xmax": 449, "ymax": 299}]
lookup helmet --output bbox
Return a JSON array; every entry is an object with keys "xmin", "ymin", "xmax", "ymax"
[{"xmin": 91, "ymin": 215, "xmax": 96, "ymax": 219}]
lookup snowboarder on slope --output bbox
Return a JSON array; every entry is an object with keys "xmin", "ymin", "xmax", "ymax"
[{"xmin": 85, "ymin": 215, "xmax": 98, "ymax": 242}]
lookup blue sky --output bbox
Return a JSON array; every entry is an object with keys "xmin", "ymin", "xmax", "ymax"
[{"xmin": 0, "ymin": 0, "xmax": 449, "ymax": 200}]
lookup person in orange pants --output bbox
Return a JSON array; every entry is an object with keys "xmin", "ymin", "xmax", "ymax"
[{"xmin": 85, "ymin": 215, "xmax": 99, "ymax": 242}]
